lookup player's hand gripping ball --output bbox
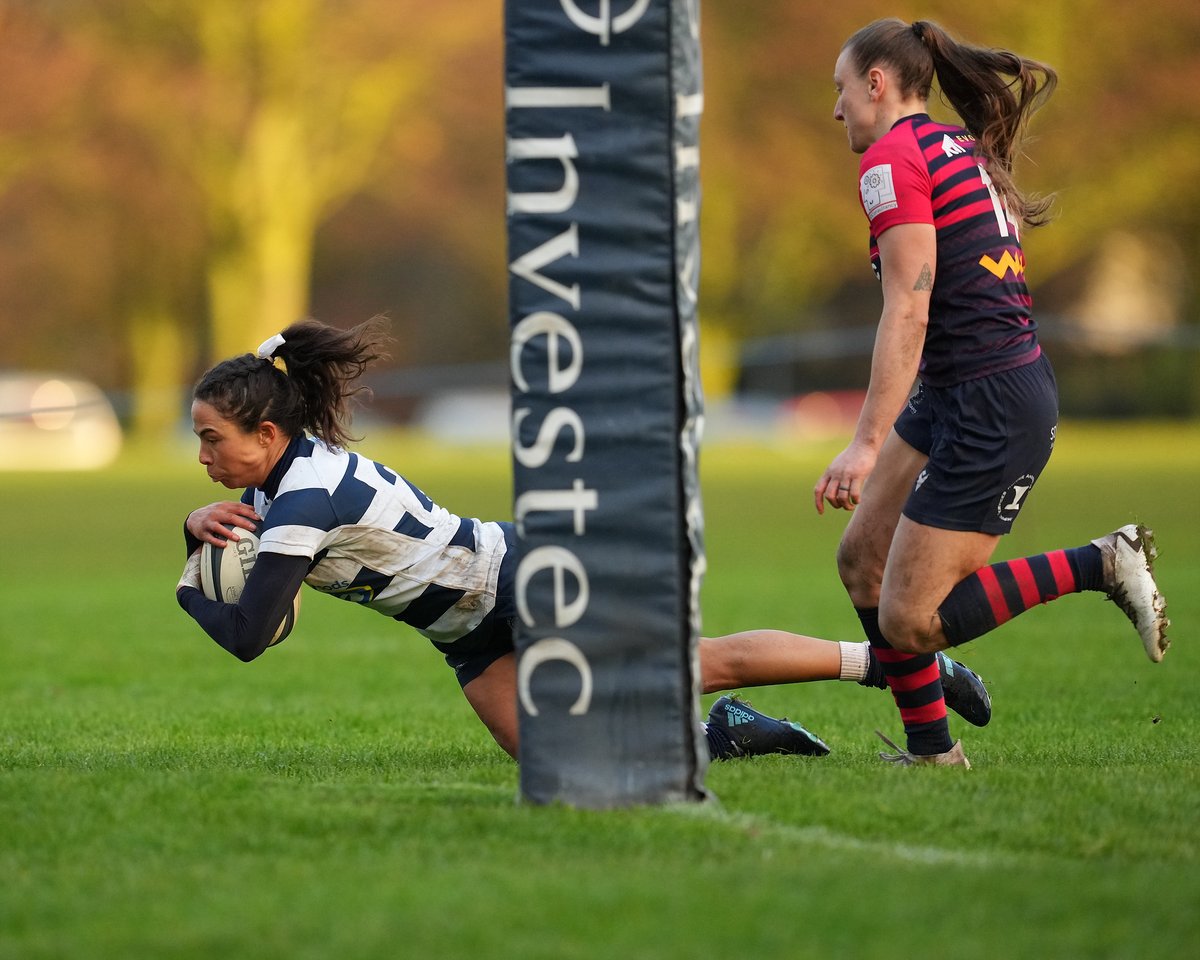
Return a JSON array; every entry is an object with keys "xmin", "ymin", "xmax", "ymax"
[{"xmin": 199, "ymin": 527, "xmax": 300, "ymax": 646}]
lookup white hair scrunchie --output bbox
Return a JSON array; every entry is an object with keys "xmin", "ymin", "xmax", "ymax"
[{"xmin": 256, "ymin": 333, "xmax": 287, "ymax": 361}]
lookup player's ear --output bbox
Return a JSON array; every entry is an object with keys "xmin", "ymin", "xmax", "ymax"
[
  {"xmin": 257, "ymin": 420, "xmax": 281, "ymax": 447},
  {"xmin": 867, "ymin": 65, "xmax": 886, "ymax": 101}
]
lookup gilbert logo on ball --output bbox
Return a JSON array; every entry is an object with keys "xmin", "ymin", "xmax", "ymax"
[{"xmin": 200, "ymin": 527, "xmax": 300, "ymax": 646}]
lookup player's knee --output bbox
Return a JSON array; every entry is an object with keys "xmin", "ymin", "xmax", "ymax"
[
  {"xmin": 878, "ymin": 605, "xmax": 941, "ymax": 655},
  {"xmin": 835, "ymin": 536, "xmax": 860, "ymax": 585}
]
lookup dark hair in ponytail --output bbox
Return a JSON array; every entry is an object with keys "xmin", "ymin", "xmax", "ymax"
[
  {"xmin": 193, "ymin": 315, "xmax": 391, "ymax": 449},
  {"xmin": 843, "ymin": 18, "xmax": 1058, "ymax": 227}
]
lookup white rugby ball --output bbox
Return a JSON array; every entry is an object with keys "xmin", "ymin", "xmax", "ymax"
[{"xmin": 200, "ymin": 527, "xmax": 300, "ymax": 646}]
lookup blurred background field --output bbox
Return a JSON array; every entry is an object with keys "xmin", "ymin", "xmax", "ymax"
[{"xmin": 1, "ymin": 423, "xmax": 1196, "ymax": 959}]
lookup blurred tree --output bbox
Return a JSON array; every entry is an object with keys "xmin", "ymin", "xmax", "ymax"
[
  {"xmin": 0, "ymin": 0, "xmax": 1195, "ymax": 431},
  {"xmin": 4, "ymin": 0, "xmax": 494, "ymax": 434},
  {"xmin": 191, "ymin": 0, "xmax": 491, "ymax": 360},
  {"xmin": 96, "ymin": 0, "xmax": 493, "ymax": 364},
  {"xmin": 1012, "ymin": 0, "xmax": 1200, "ymax": 276},
  {"xmin": 0, "ymin": 0, "xmax": 496, "ymax": 434},
  {"xmin": 699, "ymin": 1, "xmax": 1200, "ymax": 337},
  {"xmin": 0, "ymin": 3, "xmax": 203, "ymax": 435}
]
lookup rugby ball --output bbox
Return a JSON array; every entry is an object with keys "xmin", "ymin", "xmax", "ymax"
[{"xmin": 200, "ymin": 527, "xmax": 300, "ymax": 646}]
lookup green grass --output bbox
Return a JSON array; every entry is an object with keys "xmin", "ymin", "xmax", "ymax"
[{"xmin": 1, "ymin": 421, "xmax": 1197, "ymax": 959}]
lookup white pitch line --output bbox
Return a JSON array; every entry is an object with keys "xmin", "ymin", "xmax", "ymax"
[{"xmin": 671, "ymin": 804, "xmax": 1019, "ymax": 868}]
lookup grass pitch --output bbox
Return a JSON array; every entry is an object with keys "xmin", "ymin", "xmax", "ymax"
[{"xmin": 1, "ymin": 421, "xmax": 1197, "ymax": 959}]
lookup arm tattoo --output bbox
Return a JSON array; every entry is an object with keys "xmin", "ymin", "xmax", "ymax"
[{"xmin": 914, "ymin": 263, "xmax": 933, "ymax": 291}]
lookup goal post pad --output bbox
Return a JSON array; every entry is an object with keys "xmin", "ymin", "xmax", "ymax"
[{"xmin": 505, "ymin": 0, "xmax": 708, "ymax": 807}]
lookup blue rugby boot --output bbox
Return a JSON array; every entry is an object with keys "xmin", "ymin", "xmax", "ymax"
[
  {"xmin": 935, "ymin": 651, "xmax": 992, "ymax": 727},
  {"xmin": 706, "ymin": 694, "xmax": 830, "ymax": 760}
]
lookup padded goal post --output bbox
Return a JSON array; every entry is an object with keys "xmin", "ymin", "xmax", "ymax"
[{"xmin": 504, "ymin": 0, "xmax": 708, "ymax": 807}]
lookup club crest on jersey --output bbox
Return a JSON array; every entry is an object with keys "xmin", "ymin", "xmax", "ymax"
[
  {"xmin": 997, "ymin": 474, "xmax": 1036, "ymax": 523},
  {"xmin": 859, "ymin": 163, "xmax": 898, "ymax": 220}
]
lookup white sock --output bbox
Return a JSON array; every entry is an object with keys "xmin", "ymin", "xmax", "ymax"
[{"xmin": 838, "ymin": 640, "xmax": 870, "ymax": 681}]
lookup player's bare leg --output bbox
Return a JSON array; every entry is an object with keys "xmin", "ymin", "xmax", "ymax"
[
  {"xmin": 699, "ymin": 631, "xmax": 841, "ymax": 693},
  {"xmin": 700, "ymin": 627, "xmax": 990, "ymax": 726},
  {"xmin": 836, "ymin": 430, "xmax": 927, "ymax": 607},
  {"xmin": 462, "ymin": 652, "xmax": 520, "ymax": 759}
]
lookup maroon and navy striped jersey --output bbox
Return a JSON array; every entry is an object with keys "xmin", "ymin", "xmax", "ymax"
[{"xmin": 857, "ymin": 113, "xmax": 1041, "ymax": 387}]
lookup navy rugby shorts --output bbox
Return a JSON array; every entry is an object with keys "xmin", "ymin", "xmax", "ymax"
[
  {"xmin": 894, "ymin": 353, "xmax": 1059, "ymax": 535},
  {"xmin": 435, "ymin": 614, "xmax": 516, "ymax": 688},
  {"xmin": 432, "ymin": 522, "xmax": 517, "ymax": 687}
]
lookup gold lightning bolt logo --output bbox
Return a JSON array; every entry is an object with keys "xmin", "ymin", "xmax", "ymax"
[{"xmin": 978, "ymin": 250, "xmax": 1026, "ymax": 279}]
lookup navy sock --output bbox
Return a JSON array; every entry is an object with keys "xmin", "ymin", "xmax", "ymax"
[{"xmin": 939, "ymin": 544, "xmax": 1104, "ymax": 646}]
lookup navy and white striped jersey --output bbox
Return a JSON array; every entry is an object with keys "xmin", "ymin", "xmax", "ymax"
[{"xmin": 251, "ymin": 436, "xmax": 512, "ymax": 645}]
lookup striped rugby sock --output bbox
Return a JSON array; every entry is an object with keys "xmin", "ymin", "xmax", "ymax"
[
  {"xmin": 856, "ymin": 606, "xmax": 952, "ymax": 756},
  {"xmin": 939, "ymin": 544, "xmax": 1105, "ymax": 646}
]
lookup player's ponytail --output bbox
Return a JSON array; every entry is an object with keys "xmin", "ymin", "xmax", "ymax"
[
  {"xmin": 269, "ymin": 316, "xmax": 391, "ymax": 448},
  {"xmin": 194, "ymin": 316, "xmax": 391, "ymax": 449},
  {"xmin": 843, "ymin": 18, "xmax": 1058, "ymax": 227},
  {"xmin": 914, "ymin": 20, "xmax": 1057, "ymax": 227}
]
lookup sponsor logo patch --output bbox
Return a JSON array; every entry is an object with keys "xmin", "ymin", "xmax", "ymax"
[
  {"xmin": 997, "ymin": 474, "xmax": 1036, "ymax": 523},
  {"xmin": 979, "ymin": 249, "xmax": 1026, "ymax": 280},
  {"xmin": 320, "ymin": 582, "xmax": 376, "ymax": 604},
  {"xmin": 941, "ymin": 134, "xmax": 967, "ymax": 157},
  {"xmin": 860, "ymin": 163, "xmax": 898, "ymax": 220}
]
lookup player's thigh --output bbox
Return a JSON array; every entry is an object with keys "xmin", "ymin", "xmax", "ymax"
[
  {"xmin": 879, "ymin": 517, "xmax": 999, "ymax": 651},
  {"xmin": 462, "ymin": 651, "xmax": 520, "ymax": 758}
]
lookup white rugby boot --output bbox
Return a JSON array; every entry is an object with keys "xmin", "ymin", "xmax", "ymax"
[
  {"xmin": 1092, "ymin": 523, "xmax": 1170, "ymax": 663},
  {"xmin": 876, "ymin": 731, "xmax": 971, "ymax": 768}
]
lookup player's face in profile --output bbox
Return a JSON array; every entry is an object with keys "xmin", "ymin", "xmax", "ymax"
[
  {"xmin": 832, "ymin": 49, "xmax": 875, "ymax": 154},
  {"xmin": 191, "ymin": 400, "xmax": 273, "ymax": 490}
]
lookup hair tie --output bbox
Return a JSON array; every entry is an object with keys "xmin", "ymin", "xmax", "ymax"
[
  {"xmin": 911, "ymin": 20, "xmax": 926, "ymax": 40},
  {"xmin": 256, "ymin": 333, "xmax": 286, "ymax": 361}
]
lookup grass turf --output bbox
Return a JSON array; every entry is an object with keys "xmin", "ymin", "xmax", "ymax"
[{"xmin": 1, "ymin": 421, "xmax": 1197, "ymax": 959}]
